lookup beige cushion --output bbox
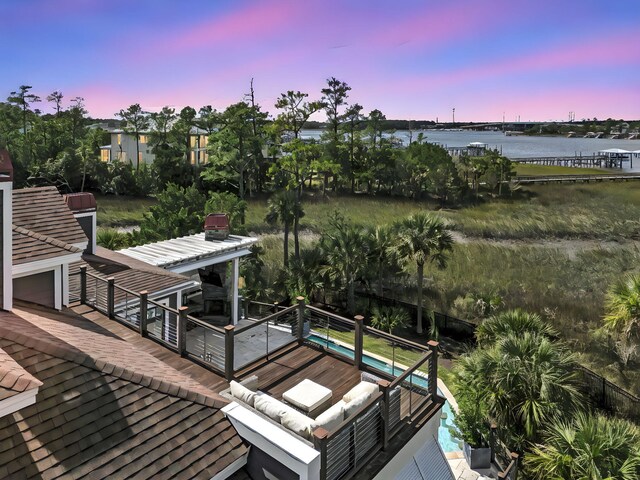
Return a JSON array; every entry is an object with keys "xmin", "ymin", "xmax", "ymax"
[
  {"xmin": 343, "ymin": 381, "xmax": 378, "ymax": 403},
  {"xmin": 315, "ymin": 400, "xmax": 345, "ymax": 431},
  {"xmin": 254, "ymin": 394, "xmax": 291, "ymax": 422},
  {"xmin": 230, "ymin": 380, "xmax": 256, "ymax": 407},
  {"xmin": 283, "ymin": 379, "xmax": 332, "ymax": 412},
  {"xmin": 281, "ymin": 409, "xmax": 317, "ymax": 440},
  {"xmin": 344, "ymin": 392, "xmax": 371, "ymax": 418}
]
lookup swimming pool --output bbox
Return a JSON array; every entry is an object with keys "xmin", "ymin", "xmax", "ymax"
[{"xmin": 306, "ymin": 333, "xmax": 462, "ymax": 453}]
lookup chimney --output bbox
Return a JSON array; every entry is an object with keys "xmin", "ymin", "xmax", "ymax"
[
  {"xmin": 64, "ymin": 193, "xmax": 97, "ymax": 254},
  {"xmin": 0, "ymin": 150, "xmax": 13, "ymax": 311}
]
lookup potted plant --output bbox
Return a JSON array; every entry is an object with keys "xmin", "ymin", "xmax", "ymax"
[{"xmin": 451, "ymin": 396, "xmax": 491, "ymax": 469}]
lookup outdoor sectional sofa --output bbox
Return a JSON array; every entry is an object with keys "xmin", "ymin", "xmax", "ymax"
[{"xmin": 223, "ymin": 372, "xmax": 401, "ymax": 443}]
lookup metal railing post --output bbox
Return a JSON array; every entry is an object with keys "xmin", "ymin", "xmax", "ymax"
[
  {"xmin": 312, "ymin": 427, "xmax": 329, "ymax": 480},
  {"xmin": 177, "ymin": 306, "xmax": 188, "ymax": 355},
  {"xmin": 490, "ymin": 423, "xmax": 497, "ymax": 464},
  {"xmin": 427, "ymin": 340, "xmax": 439, "ymax": 399},
  {"xmin": 354, "ymin": 315, "xmax": 364, "ymax": 370},
  {"xmin": 296, "ymin": 296, "xmax": 305, "ymax": 342},
  {"xmin": 106, "ymin": 277, "xmax": 115, "ymax": 318},
  {"xmin": 80, "ymin": 266, "xmax": 87, "ymax": 304},
  {"xmin": 510, "ymin": 452, "xmax": 520, "ymax": 480},
  {"xmin": 139, "ymin": 291, "xmax": 148, "ymax": 337},
  {"xmin": 224, "ymin": 325, "xmax": 235, "ymax": 381},
  {"xmin": 378, "ymin": 379, "xmax": 391, "ymax": 451}
]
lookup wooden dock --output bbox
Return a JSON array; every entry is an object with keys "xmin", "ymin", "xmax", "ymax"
[
  {"xmin": 513, "ymin": 173, "xmax": 640, "ymax": 185},
  {"xmin": 510, "ymin": 155, "xmax": 629, "ymax": 169}
]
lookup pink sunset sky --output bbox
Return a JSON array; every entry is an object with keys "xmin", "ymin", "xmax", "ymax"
[{"xmin": 1, "ymin": 0, "xmax": 639, "ymax": 121}]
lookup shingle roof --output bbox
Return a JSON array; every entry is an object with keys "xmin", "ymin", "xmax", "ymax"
[
  {"xmin": 12, "ymin": 225, "xmax": 82, "ymax": 265},
  {"xmin": 12, "ymin": 186, "xmax": 88, "ymax": 246},
  {"xmin": 0, "ymin": 346, "xmax": 42, "ymax": 401},
  {"xmin": 69, "ymin": 247, "xmax": 195, "ymax": 302},
  {"xmin": 0, "ymin": 307, "xmax": 247, "ymax": 479}
]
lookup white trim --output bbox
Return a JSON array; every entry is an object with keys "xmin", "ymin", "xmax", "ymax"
[
  {"xmin": 167, "ymin": 248, "xmax": 253, "ymax": 274},
  {"xmin": 222, "ymin": 402, "xmax": 320, "ymax": 480},
  {"xmin": 210, "ymin": 450, "xmax": 249, "ymax": 480},
  {"xmin": 73, "ymin": 211, "xmax": 96, "ymax": 254},
  {"xmin": 62, "ymin": 263, "xmax": 69, "ymax": 307},
  {"xmin": 0, "ymin": 387, "xmax": 39, "ymax": 418},
  {"xmin": 232, "ymin": 257, "xmax": 239, "ymax": 325},
  {"xmin": 1, "ymin": 182, "xmax": 12, "ymax": 311},
  {"xmin": 12, "ymin": 252, "xmax": 82, "ymax": 277},
  {"xmin": 72, "ymin": 241, "xmax": 89, "ymax": 251},
  {"xmin": 53, "ymin": 265, "xmax": 62, "ymax": 310}
]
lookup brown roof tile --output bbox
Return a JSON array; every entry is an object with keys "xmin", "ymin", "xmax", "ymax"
[
  {"xmin": 12, "ymin": 186, "xmax": 88, "ymax": 246},
  {"xmin": 0, "ymin": 307, "xmax": 247, "ymax": 479},
  {"xmin": 12, "ymin": 225, "xmax": 82, "ymax": 265},
  {"xmin": 0, "ymin": 346, "xmax": 42, "ymax": 401}
]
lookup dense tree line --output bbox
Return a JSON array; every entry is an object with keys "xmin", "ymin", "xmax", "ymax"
[{"xmin": 0, "ymin": 79, "xmax": 513, "ymax": 203}]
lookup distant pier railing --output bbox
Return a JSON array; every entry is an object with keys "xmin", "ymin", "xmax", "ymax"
[
  {"xmin": 513, "ymin": 173, "xmax": 640, "ymax": 184},
  {"xmin": 510, "ymin": 155, "xmax": 628, "ymax": 169}
]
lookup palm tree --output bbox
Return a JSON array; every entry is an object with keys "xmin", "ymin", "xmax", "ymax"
[
  {"xmin": 96, "ymin": 228, "xmax": 129, "ymax": 250},
  {"xmin": 604, "ymin": 274, "xmax": 640, "ymax": 337},
  {"xmin": 320, "ymin": 214, "xmax": 366, "ymax": 316},
  {"xmin": 371, "ymin": 306, "xmax": 409, "ymax": 334},
  {"xmin": 392, "ymin": 213, "xmax": 453, "ymax": 334},
  {"xmin": 283, "ymin": 246, "xmax": 326, "ymax": 302},
  {"xmin": 475, "ymin": 309, "xmax": 557, "ymax": 346},
  {"xmin": 526, "ymin": 413, "xmax": 640, "ymax": 480},
  {"xmin": 365, "ymin": 225, "xmax": 397, "ymax": 297},
  {"xmin": 265, "ymin": 190, "xmax": 300, "ymax": 268},
  {"xmin": 456, "ymin": 332, "xmax": 583, "ymax": 450}
]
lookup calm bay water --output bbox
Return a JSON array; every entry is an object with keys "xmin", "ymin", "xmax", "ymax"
[{"xmin": 301, "ymin": 129, "xmax": 640, "ymax": 171}]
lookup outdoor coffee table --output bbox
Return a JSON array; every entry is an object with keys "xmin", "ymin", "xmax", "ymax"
[{"xmin": 282, "ymin": 379, "xmax": 333, "ymax": 418}]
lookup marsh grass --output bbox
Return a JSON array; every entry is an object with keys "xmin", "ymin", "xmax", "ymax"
[
  {"xmin": 246, "ymin": 183, "xmax": 640, "ymax": 240},
  {"xmin": 442, "ymin": 183, "xmax": 640, "ymax": 240},
  {"xmin": 95, "ymin": 194, "xmax": 157, "ymax": 227}
]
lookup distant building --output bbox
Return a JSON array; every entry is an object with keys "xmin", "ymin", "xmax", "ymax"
[{"xmin": 100, "ymin": 127, "xmax": 210, "ymax": 169}]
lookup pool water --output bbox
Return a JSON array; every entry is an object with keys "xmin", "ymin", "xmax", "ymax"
[{"xmin": 306, "ymin": 333, "xmax": 462, "ymax": 452}]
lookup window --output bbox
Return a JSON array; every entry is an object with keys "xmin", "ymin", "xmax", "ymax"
[
  {"xmin": 100, "ymin": 149, "xmax": 110, "ymax": 162},
  {"xmin": 116, "ymin": 134, "xmax": 121, "ymax": 145},
  {"xmin": 190, "ymin": 151, "xmax": 196, "ymax": 165},
  {"xmin": 190, "ymin": 136, "xmax": 197, "ymax": 148},
  {"xmin": 200, "ymin": 135, "xmax": 208, "ymax": 147},
  {"xmin": 139, "ymin": 135, "xmax": 149, "ymax": 144},
  {"xmin": 138, "ymin": 152, "xmax": 143, "ymax": 164}
]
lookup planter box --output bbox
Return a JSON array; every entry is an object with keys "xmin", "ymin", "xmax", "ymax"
[{"xmin": 463, "ymin": 442, "xmax": 491, "ymax": 469}]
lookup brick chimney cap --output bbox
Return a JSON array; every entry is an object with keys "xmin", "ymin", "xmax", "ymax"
[{"xmin": 64, "ymin": 192, "xmax": 97, "ymax": 212}]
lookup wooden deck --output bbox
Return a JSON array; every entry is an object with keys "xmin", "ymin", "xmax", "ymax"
[
  {"xmin": 243, "ymin": 343, "xmax": 363, "ymax": 406},
  {"xmin": 63, "ymin": 301, "xmax": 431, "ymax": 428},
  {"xmin": 64, "ymin": 303, "xmax": 365, "ymax": 403}
]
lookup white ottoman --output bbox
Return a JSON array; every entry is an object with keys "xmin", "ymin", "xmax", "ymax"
[{"xmin": 283, "ymin": 379, "xmax": 333, "ymax": 417}]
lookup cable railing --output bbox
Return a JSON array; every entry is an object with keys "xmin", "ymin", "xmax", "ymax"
[
  {"xmin": 146, "ymin": 298, "xmax": 179, "ymax": 349},
  {"xmin": 184, "ymin": 315, "xmax": 226, "ymax": 374},
  {"xmin": 113, "ymin": 284, "xmax": 141, "ymax": 328},
  {"xmin": 84, "ymin": 271, "xmax": 109, "ymax": 313},
  {"xmin": 233, "ymin": 305, "xmax": 300, "ymax": 371}
]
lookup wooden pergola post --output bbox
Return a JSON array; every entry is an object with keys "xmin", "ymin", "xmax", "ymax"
[
  {"xmin": 427, "ymin": 340, "xmax": 439, "ymax": 399},
  {"xmin": 224, "ymin": 325, "xmax": 235, "ymax": 381},
  {"xmin": 354, "ymin": 315, "xmax": 364, "ymax": 370},
  {"xmin": 139, "ymin": 290, "xmax": 148, "ymax": 337}
]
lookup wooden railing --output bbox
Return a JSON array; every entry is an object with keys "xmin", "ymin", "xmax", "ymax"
[
  {"xmin": 490, "ymin": 425, "xmax": 520, "ymax": 480},
  {"xmin": 79, "ymin": 266, "xmax": 226, "ymax": 374},
  {"xmin": 79, "ymin": 277, "xmax": 442, "ymax": 480}
]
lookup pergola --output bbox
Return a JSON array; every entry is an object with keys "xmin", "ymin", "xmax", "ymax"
[{"xmin": 119, "ymin": 233, "xmax": 258, "ymax": 324}]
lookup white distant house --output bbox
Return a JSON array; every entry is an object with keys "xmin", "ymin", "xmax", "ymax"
[{"xmin": 100, "ymin": 126, "xmax": 211, "ymax": 168}]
